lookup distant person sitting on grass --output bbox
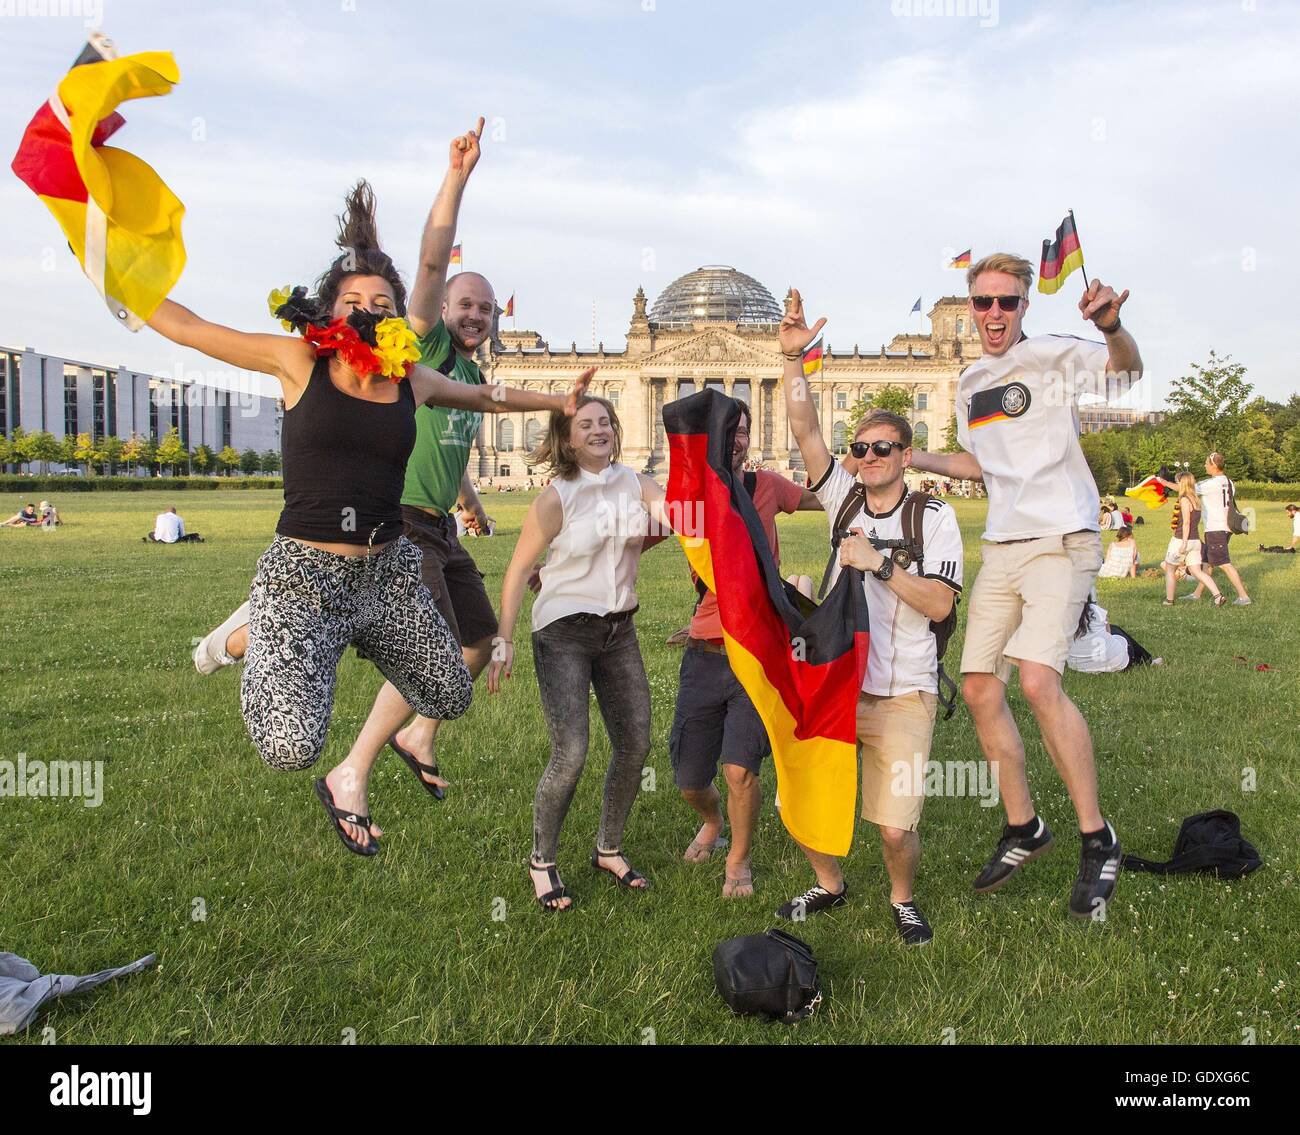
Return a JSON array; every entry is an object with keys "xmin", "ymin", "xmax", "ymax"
[
  {"xmin": 2, "ymin": 503, "xmax": 39, "ymax": 527},
  {"xmin": 39, "ymin": 500, "xmax": 61, "ymax": 528},
  {"xmin": 1067, "ymin": 593, "xmax": 1160, "ymax": 673},
  {"xmin": 1097, "ymin": 525, "xmax": 1138, "ymax": 578},
  {"xmin": 144, "ymin": 506, "xmax": 204, "ymax": 543},
  {"xmin": 1259, "ymin": 504, "xmax": 1300, "ymax": 553}
]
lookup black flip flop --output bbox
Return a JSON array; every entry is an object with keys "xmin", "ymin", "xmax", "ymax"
[
  {"xmin": 389, "ymin": 737, "xmax": 445, "ymax": 801},
  {"xmin": 313, "ymin": 777, "xmax": 379, "ymax": 857}
]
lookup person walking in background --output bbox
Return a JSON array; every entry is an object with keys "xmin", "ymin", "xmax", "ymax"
[
  {"xmin": 1170, "ymin": 453, "xmax": 1250, "ymax": 605},
  {"xmin": 1160, "ymin": 473, "xmax": 1223, "ymax": 606}
]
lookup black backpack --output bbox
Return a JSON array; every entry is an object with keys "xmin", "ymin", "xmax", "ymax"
[
  {"xmin": 1121, "ymin": 810, "xmax": 1262, "ymax": 879},
  {"xmin": 712, "ymin": 929, "xmax": 821, "ymax": 1023},
  {"xmin": 818, "ymin": 488, "xmax": 960, "ymax": 720}
]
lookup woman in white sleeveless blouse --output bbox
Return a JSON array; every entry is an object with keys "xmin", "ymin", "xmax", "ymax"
[{"xmin": 489, "ymin": 396, "xmax": 674, "ymax": 911}]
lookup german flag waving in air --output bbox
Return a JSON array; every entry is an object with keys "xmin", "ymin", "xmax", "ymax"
[
  {"xmin": 1125, "ymin": 465, "xmax": 1174, "ymax": 510},
  {"xmin": 664, "ymin": 391, "xmax": 870, "ymax": 856},
  {"xmin": 1037, "ymin": 211, "xmax": 1084, "ymax": 295},
  {"xmin": 11, "ymin": 34, "xmax": 185, "ymax": 330}
]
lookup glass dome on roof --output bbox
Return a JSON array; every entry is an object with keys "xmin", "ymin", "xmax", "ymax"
[{"xmin": 648, "ymin": 265, "xmax": 783, "ymax": 328}]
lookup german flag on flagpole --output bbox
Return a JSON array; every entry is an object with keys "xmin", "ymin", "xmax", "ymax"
[
  {"xmin": 503, "ymin": 293, "xmax": 514, "ymax": 318},
  {"xmin": 1038, "ymin": 211, "xmax": 1086, "ymax": 295},
  {"xmin": 11, "ymin": 34, "xmax": 185, "ymax": 330},
  {"xmin": 801, "ymin": 335, "xmax": 824, "ymax": 379},
  {"xmin": 450, "ymin": 244, "xmax": 463, "ymax": 266},
  {"xmin": 663, "ymin": 391, "xmax": 870, "ymax": 856},
  {"xmin": 1125, "ymin": 465, "xmax": 1174, "ymax": 510},
  {"xmin": 949, "ymin": 249, "xmax": 971, "ymax": 270}
]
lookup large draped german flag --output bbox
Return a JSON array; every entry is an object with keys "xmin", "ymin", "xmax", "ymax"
[
  {"xmin": 11, "ymin": 35, "xmax": 184, "ymax": 330},
  {"xmin": 664, "ymin": 391, "xmax": 870, "ymax": 856}
]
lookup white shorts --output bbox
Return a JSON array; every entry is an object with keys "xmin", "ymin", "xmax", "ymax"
[{"xmin": 1163, "ymin": 537, "xmax": 1202, "ymax": 568}]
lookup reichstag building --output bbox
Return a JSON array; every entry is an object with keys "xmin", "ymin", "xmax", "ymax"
[{"xmin": 476, "ymin": 265, "xmax": 979, "ymax": 479}]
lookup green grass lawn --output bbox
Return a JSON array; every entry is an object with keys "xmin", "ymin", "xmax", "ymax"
[{"xmin": 1, "ymin": 489, "xmax": 1296, "ymax": 1045}]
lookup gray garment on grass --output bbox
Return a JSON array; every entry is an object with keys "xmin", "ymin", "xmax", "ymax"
[{"xmin": 0, "ymin": 951, "xmax": 156, "ymax": 1035}]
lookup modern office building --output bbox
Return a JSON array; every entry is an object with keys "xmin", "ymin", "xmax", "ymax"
[{"xmin": 1, "ymin": 345, "xmax": 282, "ymax": 470}]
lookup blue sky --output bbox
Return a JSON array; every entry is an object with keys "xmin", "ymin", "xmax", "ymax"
[{"xmin": 2, "ymin": 0, "xmax": 1298, "ymax": 408}]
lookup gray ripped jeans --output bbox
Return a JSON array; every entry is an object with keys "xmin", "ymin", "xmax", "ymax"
[{"xmin": 530, "ymin": 610, "xmax": 651, "ymax": 864}]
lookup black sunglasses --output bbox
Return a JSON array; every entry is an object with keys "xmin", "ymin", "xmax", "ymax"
[
  {"xmin": 850, "ymin": 439, "xmax": 904, "ymax": 459},
  {"xmin": 970, "ymin": 294, "xmax": 1024, "ymax": 313}
]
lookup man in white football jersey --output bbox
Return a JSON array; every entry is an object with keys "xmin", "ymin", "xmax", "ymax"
[
  {"xmin": 1182, "ymin": 452, "xmax": 1251, "ymax": 604},
  {"xmin": 777, "ymin": 290, "xmax": 964, "ymax": 945},
  {"xmin": 910, "ymin": 252, "xmax": 1141, "ymax": 920}
]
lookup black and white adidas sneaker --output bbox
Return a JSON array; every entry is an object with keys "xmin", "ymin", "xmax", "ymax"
[
  {"xmin": 972, "ymin": 817, "xmax": 1055, "ymax": 893},
  {"xmin": 1069, "ymin": 820, "xmax": 1122, "ymax": 920}
]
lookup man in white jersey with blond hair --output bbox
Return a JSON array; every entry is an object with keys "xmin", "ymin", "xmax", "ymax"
[{"xmin": 911, "ymin": 252, "xmax": 1142, "ymax": 920}]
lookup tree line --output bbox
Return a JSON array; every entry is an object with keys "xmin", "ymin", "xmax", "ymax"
[{"xmin": 0, "ymin": 425, "xmax": 281, "ymax": 477}]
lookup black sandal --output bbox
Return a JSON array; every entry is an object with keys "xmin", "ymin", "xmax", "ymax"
[
  {"xmin": 313, "ymin": 777, "xmax": 379, "ymax": 857},
  {"xmin": 590, "ymin": 848, "xmax": 650, "ymax": 890},
  {"xmin": 529, "ymin": 861, "xmax": 573, "ymax": 912},
  {"xmin": 389, "ymin": 737, "xmax": 445, "ymax": 801}
]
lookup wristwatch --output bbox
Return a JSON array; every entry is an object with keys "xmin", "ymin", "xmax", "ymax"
[{"xmin": 872, "ymin": 557, "xmax": 895, "ymax": 582}]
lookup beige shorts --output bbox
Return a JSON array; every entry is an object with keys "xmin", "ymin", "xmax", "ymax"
[
  {"xmin": 1163, "ymin": 537, "xmax": 1202, "ymax": 568},
  {"xmin": 858, "ymin": 689, "xmax": 937, "ymax": 833},
  {"xmin": 961, "ymin": 530, "xmax": 1103, "ymax": 683}
]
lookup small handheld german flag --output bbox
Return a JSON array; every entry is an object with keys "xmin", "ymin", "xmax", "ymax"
[
  {"xmin": 801, "ymin": 336, "xmax": 823, "ymax": 378},
  {"xmin": 949, "ymin": 249, "xmax": 971, "ymax": 270},
  {"xmin": 1038, "ymin": 212, "xmax": 1085, "ymax": 294}
]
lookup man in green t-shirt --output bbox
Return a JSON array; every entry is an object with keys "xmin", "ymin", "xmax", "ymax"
[{"xmin": 193, "ymin": 119, "xmax": 501, "ymax": 800}]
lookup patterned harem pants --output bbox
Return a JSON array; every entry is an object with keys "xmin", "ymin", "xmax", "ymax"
[{"xmin": 240, "ymin": 535, "xmax": 472, "ymax": 771}]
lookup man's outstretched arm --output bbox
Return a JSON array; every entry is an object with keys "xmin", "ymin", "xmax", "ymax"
[
  {"xmin": 1079, "ymin": 278, "xmax": 1142, "ymax": 395},
  {"xmin": 910, "ymin": 447, "xmax": 983, "ymax": 482},
  {"xmin": 408, "ymin": 117, "xmax": 485, "ymax": 338},
  {"xmin": 778, "ymin": 288, "xmax": 832, "ymax": 487}
]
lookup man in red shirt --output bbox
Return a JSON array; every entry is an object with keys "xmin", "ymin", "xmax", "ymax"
[{"xmin": 673, "ymin": 400, "xmax": 822, "ymax": 897}]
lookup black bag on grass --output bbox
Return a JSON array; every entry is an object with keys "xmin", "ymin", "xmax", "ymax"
[
  {"xmin": 1121, "ymin": 810, "xmax": 1262, "ymax": 879},
  {"xmin": 713, "ymin": 928, "xmax": 821, "ymax": 1023}
]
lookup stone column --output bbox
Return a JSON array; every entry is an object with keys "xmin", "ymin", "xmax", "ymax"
[{"xmin": 772, "ymin": 375, "xmax": 792, "ymax": 470}]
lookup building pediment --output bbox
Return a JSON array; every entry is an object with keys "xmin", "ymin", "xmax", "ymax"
[{"xmin": 641, "ymin": 329, "xmax": 779, "ymax": 368}]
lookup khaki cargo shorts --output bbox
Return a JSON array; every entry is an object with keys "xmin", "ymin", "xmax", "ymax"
[
  {"xmin": 858, "ymin": 689, "xmax": 938, "ymax": 833},
  {"xmin": 961, "ymin": 530, "xmax": 1102, "ymax": 683}
]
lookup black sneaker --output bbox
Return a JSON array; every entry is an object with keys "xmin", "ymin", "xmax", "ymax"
[
  {"xmin": 776, "ymin": 882, "xmax": 848, "ymax": 921},
  {"xmin": 1069, "ymin": 821, "xmax": 1122, "ymax": 920},
  {"xmin": 891, "ymin": 901, "xmax": 933, "ymax": 945},
  {"xmin": 972, "ymin": 817, "xmax": 1055, "ymax": 893}
]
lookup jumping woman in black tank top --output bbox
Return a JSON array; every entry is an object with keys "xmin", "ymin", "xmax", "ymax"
[{"xmin": 144, "ymin": 153, "xmax": 591, "ymax": 855}]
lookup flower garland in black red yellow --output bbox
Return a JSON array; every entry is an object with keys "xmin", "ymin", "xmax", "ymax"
[{"xmin": 268, "ymin": 286, "xmax": 420, "ymax": 382}]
